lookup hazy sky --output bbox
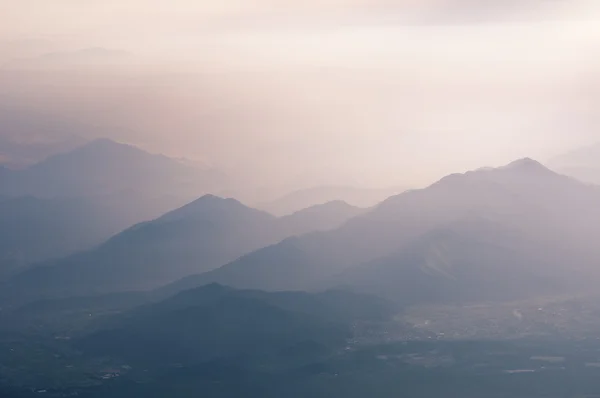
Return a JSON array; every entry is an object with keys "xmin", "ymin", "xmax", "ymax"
[{"xmin": 1, "ymin": 0, "xmax": 599, "ymax": 193}]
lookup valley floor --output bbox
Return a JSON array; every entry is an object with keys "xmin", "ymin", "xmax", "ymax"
[{"xmin": 4, "ymin": 295, "xmax": 600, "ymax": 398}]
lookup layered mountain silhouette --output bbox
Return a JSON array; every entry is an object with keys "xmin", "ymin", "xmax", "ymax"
[
  {"xmin": 172, "ymin": 159, "xmax": 600, "ymax": 303},
  {"xmin": 0, "ymin": 138, "xmax": 226, "ymax": 222},
  {"xmin": 1, "ymin": 196, "xmax": 363, "ymax": 302}
]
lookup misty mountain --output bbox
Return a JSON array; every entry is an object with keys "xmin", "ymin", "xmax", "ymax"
[
  {"xmin": 0, "ymin": 196, "xmax": 136, "ymax": 279},
  {"xmin": 548, "ymin": 142, "xmax": 600, "ymax": 185},
  {"xmin": 335, "ymin": 214, "xmax": 567, "ymax": 303},
  {"xmin": 259, "ymin": 185, "xmax": 406, "ymax": 216},
  {"xmin": 0, "ymin": 138, "xmax": 226, "ymax": 221},
  {"xmin": 1, "ymin": 196, "xmax": 364, "ymax": 303},
  {"xmin": 0, "ymin": 138, "xmax": 221, "ymax": 197},
  {"xmin": 177, "ymin": 159, "xmax": 600, "ymax": 303}
]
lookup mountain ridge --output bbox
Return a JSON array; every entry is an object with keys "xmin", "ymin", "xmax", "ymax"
[
  {"xmin": 0, "ymin": 138, "xmax": 228, "ymax": 226},
  {"xmin": 168, "ymin": 158, "xmax": 600, "ymax": 303},
  {"xmin": 1, "ymin": 194, "xmax": 367, "ymax": 303}
]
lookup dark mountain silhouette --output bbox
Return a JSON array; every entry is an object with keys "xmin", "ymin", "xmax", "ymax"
[
  {"xmin": 76, "ymin": 284, "xmax": 394, "ymax": 365},
  {"xmin": 1, "ymin": 196, "xmax": 365, "ymax": 303},
  {"xmin": 259, "ymin": 185, "xmax": 406, "ymax": 216},
  {"xmin": 172, "ymin": 159, "xmax": 600, "ymax": 303}
]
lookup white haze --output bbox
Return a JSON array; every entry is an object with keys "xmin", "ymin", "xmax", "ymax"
[{"xmin": 1, "ymin": 0, "xmax": 599, "ymax": 201}]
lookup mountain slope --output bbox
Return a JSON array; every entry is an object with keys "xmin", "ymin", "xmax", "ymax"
[
  {"xmin": 175, "ymin": 159, "xmax": 600, "ymax": 301},
  {"xmin": 1, "ymin": 195, "xmax": 368, "ymax": 303},
  {"xmin": 0, "ymin": 195, "xmax": 282, "ymax": 301}
]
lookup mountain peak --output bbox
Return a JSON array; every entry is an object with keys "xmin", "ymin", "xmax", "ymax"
[
  {"xmin": 423, "ymin": 157, "xmax": 560, "ymax": 194},
  {"xmin": 501, "ymin": 158, "xmax": 550, "ymax": 173},
  {"xmin": 164, "ymin": 194, "xmax": 231, "ymax": 212},
  {"xmin": 159, "ymin": 194, "xmax": 267, "ymax": 222},
  {"xmin": 201, "ymin": 194, "xmax": 236, "ymax": 205}
]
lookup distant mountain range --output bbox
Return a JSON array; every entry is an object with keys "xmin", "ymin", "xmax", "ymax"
[
  {"xmin": 0, "ymin": 139, "xmax": 233, "ymax": 280},
  {"xmin": 0, "ymin": 135, "xmax": 86, "ymax": 168},
  {"xmin": 259, "ymin": 185, "xmax": 406, "ymax": 216},
  {"xmin": 0, "ymin": 138, "xmax": 222, "ymax": 197},
  {"xmin": 171, "ymin": 158, "xmax": 600, "ymax": 304},
  {"xmin": 5, "ymin": 155, "xmax": 600, "ymax": 309},
  {"xmin": 1, "ymin": 196, "xmax": 362, "ymax": 302},
  {"xmin": 0, "ymin": 138, "xmax": 227, "ymax": 222},
  {"xmin": 5, "ymin": 155, "xmax": 600, "ymax": 398}
]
